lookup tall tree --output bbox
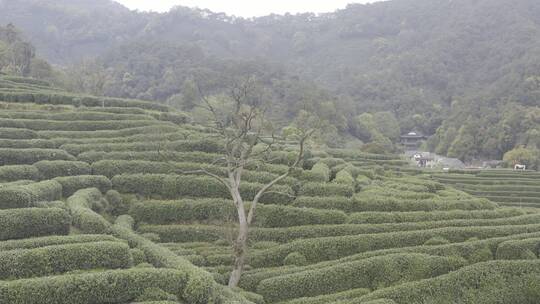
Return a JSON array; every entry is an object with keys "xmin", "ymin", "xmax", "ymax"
[{"xmin": 185, "ymin": 77, "xmax": 315, "ymax": 287}]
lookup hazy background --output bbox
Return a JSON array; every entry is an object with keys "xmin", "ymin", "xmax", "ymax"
[{"xmin": 115, "ymin": 0, "xmax": 379, "ymax": 16}]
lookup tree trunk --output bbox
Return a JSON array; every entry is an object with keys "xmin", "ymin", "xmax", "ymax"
[
  {"xmin": 228, "ymin": 186, "xmax": 249, "ymax": 288},
  {"xmin": 228, "ymin": 219, "xmax": 248, "ymax": 287}
]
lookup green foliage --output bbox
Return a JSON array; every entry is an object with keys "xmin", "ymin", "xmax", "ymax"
[
  {"xmin": 0, "ymin": 180, "xmax": 62, "ymax": 209},
  {"xmin": 66, "ymin": 188, "xmax": 111, "ymax": 234},
  {"xmin": 0, "ymin": 148, "xmax": 75, "ymax": 165},
  {"xmin": 0, "ymin": 234, "xmax": 118, "ymax": 251},
  {"xmin": 299, "ymin": 182, "xmax": 354, "ymax": 197},
  {"xmin": 503, "ymin": 146, "xmax": 539, "ymax": 170},
  {"xmin": 279, "ymin": 288, "xmax": 370, "ymax": 304},
  {"xmin": 0, "ymin": 208, "xmax": 70, "ymax": 241},
  {"xmin": 0, "ymin": 268, "xmax": 189, "ymax": 304},
  {"xmin": 283, "ymin": 252, "xmax": 308, "ymax": 266},
  {"xmin": 54, "ymin": 175, "xmax": 111, "ymax": 197},
  {"xmin": 0, "ymin": 165, "xmax": 40, "ymax": 182},
  {"xmin": 0, "ymin": 241, "xmax": 132, "ymax": 280},
  {"xmin": 257, "ymin": 253, "xmax": 464, "ymax": 302},
  {"xmin": 34, "ymin": 160, "xmax": 91, "ymax": 179},
  {"xmin": 496, "ymin": 238, "xmax": 540, "ymax": 260}
]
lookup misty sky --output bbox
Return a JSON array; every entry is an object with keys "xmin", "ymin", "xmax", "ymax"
[{"xmin": 115, "ymin": 0, "xmax": 379, "ymax": 17}]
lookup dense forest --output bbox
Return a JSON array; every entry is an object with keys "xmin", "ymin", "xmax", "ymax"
[{"xmin": 0, "ymin": 0, "xmax": 539, "ymax": 165}]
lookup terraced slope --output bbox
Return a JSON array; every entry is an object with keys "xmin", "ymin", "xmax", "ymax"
[
  {"xmin": 0, "ymin": 76, "xmax": 250, "ymax": 304},
  {"xmin": 1, "ymin": 76, "xmax": 540, "ymax": 304},
  {"xmin": 432, "ymin": 170, "xmax": 540, "ymax": 208}
]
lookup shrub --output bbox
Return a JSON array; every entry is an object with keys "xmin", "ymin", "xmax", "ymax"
[
  {"xmin": 0, "ymin": 118, "xmax": 163, "ymax": 131},
  {"xmin": 249, "ymin": 224, "xmax": 540, "ymax": 267},
  {"xmin": 357, "ymin": 260, "xmax": 540, "ymax": 303},
  {"xmin": 66, "ymin": 188, "xmax": 111, "ymax": 234},
  {"xmin": 297, "ymin": 162, "xmax": 330, "ymax": 182},
  {"xmin": 333, "ymin": 169, "xmax": 355, "ymax": 188},
  {"xmin": 280, "ymin": 288, "xmax": 370, "ymax": 304},
  {"xmin": 299, "ymin": 182, "xmax": 354, "ymax": 197},
  {"xmin": 34, "ymin": 160, "xmax": 91, "ymax": 179},
  {"xmin": 78, "ymin": 150, "xmax": 221, "ymax": 164},
  {"xmin": 496, "ymin": 238, "xmax": 540, "ymax": 260},
  {"xmin": 283, "ymin": 252, "xmax": 308, "ymax": 266},
  {"xmin": 0, "ymin": 139, "xmax": 56, "ymax": 149},
  {"xmin": 0, "ymin": 148, "xmax": 75, "ymax": 165},
  {"xmin": 111, "ymin": 216, "xmax": 217, "ymax": 304},
  {"xmin": 135, "ymin": 287, "xmax": 178, "ymax": 302},
  {"xmin": 54, "ymin": 175, "xmax": 111, "ymax": 197},
  {"xmin": 0, "ymin": 127, "xmax": 37, "ymax": 139},
  {"xmin": 0, "ymin": 234, "xmax": 118, "ymax": 251},
  {"xmin": 113, "ymin": 174, "xmax": 294, "ymax": 203},
  {"xmin": 424, "ymin": 236, "xmax": 450, "ymax": 245},
  {"xmin": 0, "ymin": 180, "xmax": 63, "ymax": 209},
  {"xmin": 0, "ymin": 241, "xmax": 132, "ymax": 280},
  {"xmin": 0, "ymin": 268, "xmax": 189, "ymax": 304},
  {"xmin": 347, "ymin": 209, "xmax": 525, "ymax": 224},
  {"xmin": 292, "ymin": 196, "xmax": 353, "ymax": 211},
  {"xmin": 0, "ymin": 208, "xmax": 70, "ymax": 241},
  {"xmin": 105, "ymin": 190, "xmax": 130, "ymax": 215},
  {"xmin": 257, "ymin": 254, "xmax": 464, "ymax": 302},
  {"xmin": 0, "ymin": 165, "xmax": 40, "ymax": 182},
  {"xmin": 131, "ymin": 248, "xmax": 148, "ymax": 265}
]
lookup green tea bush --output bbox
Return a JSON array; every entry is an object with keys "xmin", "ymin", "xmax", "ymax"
[
  {"xmin": 496, "ymin": 238, "xmax": 540, "ymax": 260},
  {"xmin": 299, "ymin": 182, "xmax": 354, "ymax": 197},
  {"xmin": 350, "ymin": 195, "xmax": 496, "ymax": 212},
  {"xmin": 0, "ymin": 110, "xmax": 154, "ymax": 121},
  {"xmin": 35, "ymin": 160, "xmax": 91, "ymax": 179},
  {"xmin": 292, "ymin": 196, "xmax": 353, "ymax": 211},
  {"xmin": 112, "ymin": 216, "xmax": 217, "ymax": 304},
  {"xmin": 297, "ymin": 162, "xmax": 330, "ymax": 182},
  {"xmin": 0, "ymin": 268, "xmax": 189, "ymax": 304},
  {"xmin": 0, "ymin": 127, "xmax": 38, "ymax": 139},
  {"xmin": 0, "ymin": 118, "xmax": 162, "ymax": 131},
  {"xmin": 283, "ymin": 252, "xmax": 308, "ymax": 266},
  {"xmin": 257, "ymin": 253, "xmax": 464, "ymax": 302},
  {"xmin": 105, "ymin": 189, "xmax": 130, "ymax": 215},
  {"xmin": 78, "ymin": 150, "xmax": 221, "ymax": 164},
  {"xmin": 357, "ymin": 260, "xmax": 540, "ymax": 303},
  {"xmin": 0, "ymin": 165, "xmax": 40, "ymax": 182},
  {"xmin": 249, "ymin": 224, "xmax": 540, "ymax": 267},
  {"xmin": 66, "ymin": 188, "xmax": 111, "ymax": 234},
  {"xmin": 112, "ymin": 174, "xmax": 294, "ymax": 203},
  {"xmin": 0, "ymin": 139, "xmax": 56, "ymax": 149},
  {"xmin": 333, "ymin": 170, "xmax": 355, "ymax": 188},
  {"xmin": 54, "ymin": 175, "xmax": 111, "ymax": 197},
  {"xmin": 279, "ymin": 288, "xmax": 370, "ymax": 304},
  {"xmin": 0, "ymin": 234, "xmax": 118, "ymax": 251},
  {"xmin": 38, "ymin": 125, "xmax": 180, "ymax": 139},
  {"xmin": 0, "ymin": 148, "xmax": 75, "ymax": 165},
  {"xmin": 347, "ymin": 208, "xmax": 525, "ymax": 224},
  {"xmin": 0, "ymin": 180, "xmax": 62, "ymax": 209},
  {"xmin": 0, "ymin": 241, "xmax": 132, "ymax": 280},
  {"xmin": 0, "ymin": 208, "xmax": 70, "ymax": 240}
]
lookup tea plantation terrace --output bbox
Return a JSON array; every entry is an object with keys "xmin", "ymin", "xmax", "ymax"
[{"xmin": 1, "ymin": 76, "xmax": 540, "ymax": 303}]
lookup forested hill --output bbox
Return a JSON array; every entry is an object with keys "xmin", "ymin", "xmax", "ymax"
[{"xmin": 1, "ymin": 0, "xmax": 539, "ymax": 163}]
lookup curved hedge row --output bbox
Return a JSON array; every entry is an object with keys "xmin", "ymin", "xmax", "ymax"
[
  {"xmin": 0, "ymin": 148, "xmax": 75, "ymax": 165},
  {"xmin": 0, "ymin": 234, "xmax": 118, "ymax": 251},
  {"xmin": 78, "ymin": 151, "xmax": 221, "ymax": 164},
  {"xmin": 347, "ymin": 209, "xmax": 525, "ymax": 224},
  {"xmin": 0, "ymin": 180, "xmax": 62, "ymax": 209},
  {"xmin": 0, "ymin": 208, "xmax": 71, "ymax": 241},
  {"xmin": 257, "ymin": 254, "xmax": 464, "ymax": 302},
  {"xmin": 0, "ymin": 89, "xmax": 172, "ymax": 111},
  {"xmin": 0, "ymin": 241, "xmax": 132, "ymax": 280},
  {"xmin": 0, "ymin": 110, "xmax": 155, "ymax": 121},
  {"xmin": 54, "ymin": 175, "xmax": 111, "ymax": 197},
  {"xmin": 249, "ymin": 224, "xmax": 540, "ymax": 267},
  {"xmin": 0, "ymin": 118, "xmax": 164, "ymax": 131},
  {"xmin": 129, "ymin": 199, "xmax": 347, "ymax": 228},
  {"xmin": 356, "ymin": 260, "xmax": 540, "ymax": 304},
  {"xmin": 496, "ymin": 238, "xmax": 540, "ymax": 260},
  {"xmin": 38, "ymin": 125, "xmax": 180, "ymax": 139},
  {"xmin": 0, "ymin": 139, "xmax": 56, "ymax": 149},
  {"xmin": 66, "ymin": 188, "xmax": 111, "ymax": 234},
  {"xmin": 112, "ymin": 174, "xmax": 294, "ymax": 204},
  {"xmin": 34, "ymin": 160, "xmax": 91, "ymax": 180},
  {"xmin": 278, "ymin": 288, "xmax": 370, "ymax": 304},
  {"xmin": 0, "ymin": 268, "xmax": 189, "ymax": 304},
  {"xmin": 298, "ymin": 182, "xmax": 354, "ymax": 198},
  {"xmin": 112, "ymin": 216, "xmax": 218, "ymax": 304},
  {"xmin": 0, "ymin": 165, "xmax": 40, "ymax": 182},
  {"xmin": 0, "ymin": 127, "xmax": 37, "ymax": 139}
]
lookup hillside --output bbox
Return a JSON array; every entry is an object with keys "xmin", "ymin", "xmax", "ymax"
[
  {"xmin": 1, "ymin": 0, "xmax": 539, "ymax": 161},
  {"xmin": 1, "ymin": 76, "xmax": 540, "ymax": 303}
]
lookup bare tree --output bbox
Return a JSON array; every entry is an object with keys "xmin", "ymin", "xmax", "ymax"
[{"xmin": 188, "ymin": 77, "xmax": 315, "ymax": 287}]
